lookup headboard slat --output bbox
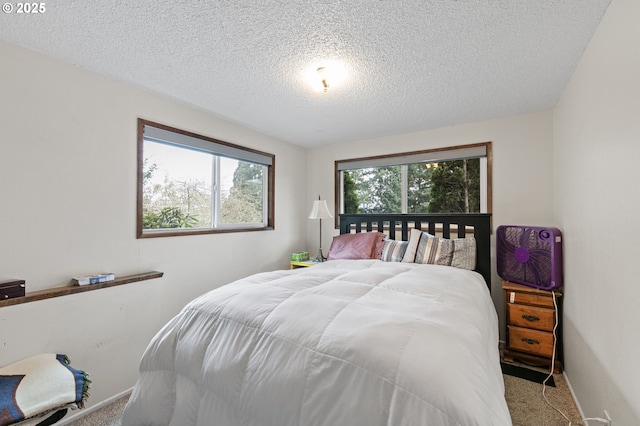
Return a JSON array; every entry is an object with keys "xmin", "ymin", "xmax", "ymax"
[
  {"xmin": 442, "ymin": 223, "xmax": 451, "ymax": 239},
  {"xmin": 428, "ymin": 221, "xmax": 436, "ymax": 235}
]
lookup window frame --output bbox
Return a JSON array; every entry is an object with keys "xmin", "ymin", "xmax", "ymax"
[
  {"xmin": 333, "ymin": 142, "xmax": 492, "ymax": 228},
  {"xmin": 136, "ymin": 119, "xmax": 275, "ymax": 238}
]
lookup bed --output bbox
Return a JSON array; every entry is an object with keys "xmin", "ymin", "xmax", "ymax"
[{"xmin": 122, "ymin": 213, "xmax": 511, "ymax": 426}]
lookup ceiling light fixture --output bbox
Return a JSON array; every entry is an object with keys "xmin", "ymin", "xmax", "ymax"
[
  {"xmin": 317, "ymin": 67, "xmax": 329, "ymax": 92},
  {"xmin": 303, "ymin": 62, "xmax": 348, "ymax": 93}
]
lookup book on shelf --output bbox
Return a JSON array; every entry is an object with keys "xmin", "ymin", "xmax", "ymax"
[{"xmin": 73, "ymin": 273, "xmax": 115, "ymax": 286}]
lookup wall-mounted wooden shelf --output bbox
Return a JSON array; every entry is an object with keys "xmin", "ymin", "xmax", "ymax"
[{"xmin": 0, "ymin": 271, "xmax": 163, "ymax": 308}]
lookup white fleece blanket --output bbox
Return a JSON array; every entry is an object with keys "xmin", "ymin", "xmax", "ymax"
[
  {"xmin": 0, "ymin": 354, "xmax": 89, "ymax": 426},
  {"xmin": 123, "ymin": 260, "xmax": 511, "ymax": 426}
]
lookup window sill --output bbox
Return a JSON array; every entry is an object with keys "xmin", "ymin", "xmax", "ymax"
[{"xmin": 0, "ymin": 271, "xmax": 163, "ymax": 308}]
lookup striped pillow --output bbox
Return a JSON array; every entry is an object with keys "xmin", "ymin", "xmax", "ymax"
[
  {"xmin": 380, "ymin": 239, "xmax": 408, "ymax": 262},
  {"xmin": 402, "ymin": 229, "xmax": 476, "ymax": 270}
]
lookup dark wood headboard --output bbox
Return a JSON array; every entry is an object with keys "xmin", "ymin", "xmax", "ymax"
[{"xmin": 339, "ymin": 213, "xmax": 492, "ymax": 290}]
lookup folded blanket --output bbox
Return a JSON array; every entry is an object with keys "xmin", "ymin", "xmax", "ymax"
[{"xmin": 0, "ymin": 354, "xmax": 90, "ymax": 426}]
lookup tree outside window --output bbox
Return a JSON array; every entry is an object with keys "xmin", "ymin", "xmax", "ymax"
[
  {"xmin": 137, "ymin": 119, "xmax": 274, "ymax": 238},
  {"xmin": 337, "ymin": 143, "xmax": 490, "ymax": 221}
]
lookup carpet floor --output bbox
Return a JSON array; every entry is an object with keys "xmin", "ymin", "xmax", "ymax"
[{"xmin": 64, "ymin": 373, "xmax": 583, "ymax": 426}]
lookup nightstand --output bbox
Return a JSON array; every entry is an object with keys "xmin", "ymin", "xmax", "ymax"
[
  {"xmin": 290, "ymin": 260, "xmax": 320, "ymax": 269},
  {"xmin": 502, "ymin": 280, "xmax": 563, "ymax": 373}
]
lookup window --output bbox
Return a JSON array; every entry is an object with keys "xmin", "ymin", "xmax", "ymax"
[
  {"xmin": 137, "ymin": 119, "xmax": 274, "ymax": 238},
  {"xmin": 335, "ymin": 142, "xmax": 491, "ymax": 223}
]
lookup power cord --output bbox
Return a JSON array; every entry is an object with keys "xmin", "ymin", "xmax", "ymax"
[
  {"xmin": 541, "ymin": 291, "xmax": 611, "ymax": 426},
  {"xmin": 542, "ymin": 290, "xmax": 573, "ymax": 423}
]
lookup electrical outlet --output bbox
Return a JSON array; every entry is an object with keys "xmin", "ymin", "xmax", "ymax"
[{"xmin": 604, "ymin": 410, "xmax": 612, "ymax": 426}]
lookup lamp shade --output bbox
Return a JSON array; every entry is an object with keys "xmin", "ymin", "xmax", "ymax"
[{"xmin": 308, "ymin": 200, "xmax": 333, "ymax": 220}]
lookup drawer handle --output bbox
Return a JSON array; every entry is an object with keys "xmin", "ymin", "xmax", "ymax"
[
  {"xmin": 521, "ymin": 314, "xmax": 540, "ymax": 322},
  {"xmin": 521, "ymin": 337, "xmax": 540, "ymax": 345}
]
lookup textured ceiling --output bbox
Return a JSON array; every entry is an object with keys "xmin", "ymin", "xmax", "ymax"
[{"xmin": 0, "ymin": 0, "xmax": 610, "ymax": 148}]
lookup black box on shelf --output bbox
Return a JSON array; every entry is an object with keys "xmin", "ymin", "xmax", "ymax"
[{"xmin": 0, "ymin": 279, "xmax": 26, "ymax": 300}]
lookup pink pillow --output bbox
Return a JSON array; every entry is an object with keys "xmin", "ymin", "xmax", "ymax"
[{"xmin": 327, "ymin": 232, "xmax": 386, "ymax": 260}]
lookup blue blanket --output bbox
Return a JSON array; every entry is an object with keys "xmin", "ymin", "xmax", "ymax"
[{"xmin": 0, "ymin": 354, "xmax": 90, "ymax": 426}]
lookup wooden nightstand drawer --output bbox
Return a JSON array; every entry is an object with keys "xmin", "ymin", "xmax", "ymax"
[
  {"xmin": 506, "ymin": 290, "xmax": 554, "ymax": 308},
  {"xmin": 508, "ymin": 304, "xmax": 555, "ymax": 332},
  {"xmin": 508, "ymin": 326, "xmax": 554, "ymax": 358}
]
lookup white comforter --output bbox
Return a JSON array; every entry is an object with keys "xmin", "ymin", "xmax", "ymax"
[{"xmin": 123, "ymin": 260, "xmax": 511, "ymax": 426}]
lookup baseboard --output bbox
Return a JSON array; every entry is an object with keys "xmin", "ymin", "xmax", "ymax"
[
  {"xmin": 563, "ymin": 372, "xmax": 586, "ymax": 420},
  {"xmin": 57, "ymin": 387, "xmax": 133, "ymax": 425}
]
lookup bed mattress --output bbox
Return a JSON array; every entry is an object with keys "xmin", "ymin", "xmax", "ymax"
[{"xmin": 123, "ymin": 259, "xmax": 511, "ymax": 425}]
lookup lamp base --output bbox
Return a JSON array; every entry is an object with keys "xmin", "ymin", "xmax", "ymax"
[{"xmin": 314, "ymin": 249, "xmax": 326, "ymax": 262}]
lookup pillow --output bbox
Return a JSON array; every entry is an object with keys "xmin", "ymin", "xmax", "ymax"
[
  {"xmin": 327, "ymin": 232, "xmax": 386, "ymax": 260},
  {"xmin": 402, "ymin": 229, "xmax": 476, "ymax": 270},
  {"xmin": 402, "ymin": 228, "xmax": 427, "ymax": 263},
  {"xmin": 380, "ymin": 239, "xmax": 408, "ymax": 262}
]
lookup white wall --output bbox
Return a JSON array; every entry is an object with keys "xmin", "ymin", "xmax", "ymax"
[
  {"xmin": 0, "ymin": 40, "xmax": 308, "ymax": 406},
  {"xmin": 307, "ymin": 111, "xmax": 556, "ymax": 332},
  {"xmin": 554, "ymin": 0, "xmax": 640, "ymax": 423}
]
